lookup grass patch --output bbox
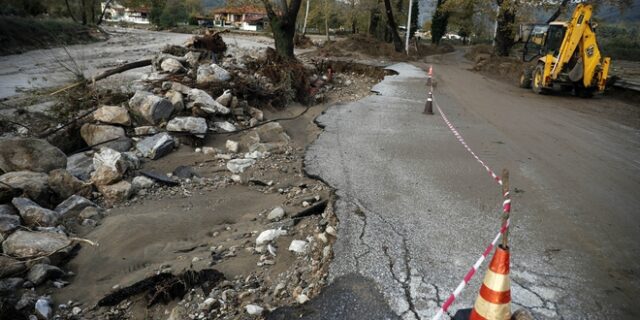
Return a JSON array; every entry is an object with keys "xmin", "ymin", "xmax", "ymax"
[{"xmin": 0, "ymin": 16, "xmax": 98, "ymax": 56}]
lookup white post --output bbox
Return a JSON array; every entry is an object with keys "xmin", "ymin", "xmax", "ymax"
[
  {"xmin": 405, "ymin": 0, "xmax": 413, "ymax": 55},
  {"xmin": 492, "ymin": 4, "xmax": 499, "ymax": 47},
  {"xmin": 303, "ymin": 0, "xmax": 310, "ymax": 34}
]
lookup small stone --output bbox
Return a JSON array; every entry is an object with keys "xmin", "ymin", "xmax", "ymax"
[
  {"xmin": 214, "ymin": 121, "xmax": 237, "ymax": 132},
  {"xmin": 0, "ymin": 171, "xmax": 50, "ymax": 205},
  {"xmin": 196, "ymin": 64, "xmax": 231, "ymax": 84},
  {"xmin": 133, "ymin": 126, "xmax": 159, "ymax": 136},
  {"xmin": 66, "ymin": 153, "xmax": 94, "ymax": 181},
  {"xmin": 288, "ymin": 240, "xmax": 308, "ymax": 254},
  {"xmin": 202, "ymin": 147, "xmax": 217, "ymax": 155},
  {"xmin": 12, "ymin": 198, "xmax": 59, "ymax": 227},
  {"xmin": 35, "ymin": 297, "xmax": 53, "ymax": 320},
  {"xmin": 48, "ymin": 169, "xmax": 93, "ymax": 199},
  {"xmin": 78, "ymin": 206, "xmax": 100, "ymax": 220},
  {"xmin": 80, "ymin": 124, "xmax": 132, "ymax": 152},
  {"xmin": 132, "ymin": 176, "xmax": 155, "ymax": 190},
  {"xmin": 187, "ymin": 89, "xmax": 230, "ymax": 115},
  {"xmin": 267, "ymin": 207, "xmax": 285, "ymax": 221},
  {"xmin": 226, "ymin": 158, "xmax": 255, "ymax": 174},
  {"xmin": 136, "ymin": 132, "xmax": 175, "ymax": 159},
  {"xmin": 165, "ymin": 90, "xmax": 185, "ymax": 112},
  {"xmin": 166, "ymin": 117, "xmax": 208, "ymax": 136},
  {"xmin": 160, "ymin": 58, "xmax": 185, "ymax": 73},
  {"xmin": 245, "ymin": 304, "xmax": 263, "ymax": 315},
  {"xmin": 93, "ymin": 106, "xmax": 131, "ymax": 126},
  {"xmin": 225, "ymin": 140, "xmax": 239, "ymax": 153},
  {"xmin": 216, "ymin": 90, "xmax": 233, "ymax": 107},
  {"xmin": 55, "ymin": 195, "xmax": 96, "ymax": 218},
  {"xmin": 256, "ymin": 229, "xmax": 287, "ymax": 245},
  {"xmin": 72, "ymin": 306, "xmax": 82, "ymax": 315},
  {"xmin": 296, "ymin": 293, "xmax": 310, "ymax": 304},
  {"xmin": 97, "ymin": 180, "xmax": 133, "ymax": 204},
  {"xmin": 27, "ymin": 264, "xmax": 65, "ymax": 286},
  {"xmin": 325, "ymin": 226, "xmax": 337, "ymax": 237}
]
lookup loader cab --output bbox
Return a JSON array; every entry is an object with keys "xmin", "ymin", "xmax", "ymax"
[{"xmin": 522, "ymin": 22, "xmax": 567, "ymax": 62}]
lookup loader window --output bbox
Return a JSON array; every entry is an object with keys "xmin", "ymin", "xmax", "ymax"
[
  {"xmin": 544, "ymin": 25, "xmax": 566, "ymax": 55},
  {"xmin": 522, "ymin": 25, "xmax": 548, "ymax": 62}
]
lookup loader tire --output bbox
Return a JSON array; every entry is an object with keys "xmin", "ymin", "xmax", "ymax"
[
  {"xmin": 519, "ymin": 66, "xmax": 534, "ymax": 89},
  {"xmin": 532, "ymin": 64, "xmax": 547, "ymax": 94}
]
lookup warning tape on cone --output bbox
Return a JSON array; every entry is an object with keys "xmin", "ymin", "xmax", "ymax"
[{"xmin": 426, "ymin": 65, "xmax": 513, "ymax": 320}]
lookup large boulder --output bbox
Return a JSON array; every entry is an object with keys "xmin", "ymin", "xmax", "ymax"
[
  {"xmin": 196, "ymin": 64, "xmax": 231, "ymax": 85},
  {"xmin": 93, "ymin": 106, "xmax": 131, "ymax": 126},
  {"xmin": 0, "ymin": 171, "xmax": 51, "ymax": 205},
  {"xmin": 160, "ymin": 58, "xmax": 186, "ymax": 73},
  {"xmin": 165, "ymin": 90, "xmax": 184, "ymax": 112},
  {"xmin": 129, "ymin": 91, "xmax": 174, "ymax": 125},
  {"xmin": 2, "ymin": 230, "xmax": 71, "ymax": 258},
  {"xmin": 187, "ymin": 89, "xmax": 230, "ymax": 115},
  {"xmin": 97, "ymin": 180, "xmax": 132, "ymax": 205},
  {"xmin": 48, "ymin": 169, "xmax": 92, "ymax": 199},
  {"xmin": 80, "ymin": 124, "xmax": 132, "ymax": 152},
  {"xmin": 27, "ymin": 264, "xmax": 65, "ymax": 286},
  {"xmin": 166, "ymin": 117, "xmax": 208, "ymax": 136},
  {"xmin": 90, "ymin": 148, "xmax": 128, "ymax": 186},
  {"xmin": 0, "ymin": 204, "xmax": 16, "ymax": 216},
  {"xmin": 0, "ymin": 213, "xmax": 20, "ymax": 241},
  {"xmin": 54, "ymin": 195, "xmax": 96, "ymax": 218},
  {"xmin": 66, "ymin": 153, "xmax": 94, "ymax": 181},
  {"xmin": 136, "ymin": 132, "xmax": 175, "ymax": 160},
  {"xmin": 11, "ymin": 198, "xmax": 59, "ymax": 227},
  {"xmin": 0, "ymin": 138, "xmax": 66, "ymax": 173},
  {"xmin": 0, "ymin": 256, "xmax": 26, "ymax": 278}
]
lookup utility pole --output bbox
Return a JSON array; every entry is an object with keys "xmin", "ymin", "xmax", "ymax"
[
  {"xmin": 404, "ymin": 0, "xmax": 413, "ymax": 55},
  {"xmin": 303, "ymin": 0, "xmax": 310, "ymax": 35}
]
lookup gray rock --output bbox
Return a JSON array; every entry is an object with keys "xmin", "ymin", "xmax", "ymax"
[
  {"xmin": 0, "ymin": 213, "xmax": 21, "ymax": 240},
  {"xmin": 245, "ymin": 304, "xmax": 263, "ymax": 315},
  {"xmin": 27, "ymin": 264, "xmax": 64, "ymax": 286},
  {"xmin": 135, "ymin": 132, "xmax": 174, "ymax": 160},
  {"xmin": 166, "ymin": 117, "xmax": 208, "ymax": 135},
  {"xmin": 133, "ymin": 126, "xmax": 159, "ymax": 136},
  {"xmin": 172, "ymin": 166, "xmax": 198, "ymax": 179},
  {"xmin": 0, "ymin": 204, "xmax": 17, "ymax": 216},
  {"xmin": 160, "ymin": 58, "xmax": 185, "ymax": 73},
  {"xmin": 226, "ymin": 158, "xmax": 255, "ymax": 173},
  {"xmin": 184, "ymin": 51, "xmax": 200, "ymax": 68},
  {"xmin": 187, "ymin": 89, "xmax": 230, "ymax": 115},
  {"xmin": 66, "ymin": 153, "xmax": 94, "ymax": 181},
  {"xmin": 48, "ymin": 169, "xmax": 92, "ymax": 199},
  {"xmin": 35, "ymin": 297, "xmax": 53, "ymax": 320},
  {"xmin": 216, "ymin": 89, "xmax": 233, "ymax": 107},
  {"xmin": 225, "ymin": 140, "xmax": 239, "ymax": 153},
  {"xmin": 0, "ymin": 277, "xmax": 24, "ymax": 294},
  {"xmin": 288, "ymin": 240, "xmax": 309, "ymax": 254},
  {"xmin": 0, "ymin": 138, "xmax": 66, "ymax": 173},
  {"xmin": 93, "ymin": 106, "xmax": 131, "ymax": 126},
  {"xmin": 0, "ymin": 171, "xmax": 50, "ymax": 205},
  {"xmin": 78, "ymin": 206, "xmax": 101, "ymax": 221},
  {"xmin": 214, "ymin": 121, "xmax": 237, "ymax": 132},
  {"xmin": 128, "ymin": 91, "xmax": 174, "ymax": 125},
  {"xmin": 132, "ymin": 176, "xmax": 155, "ymax": 190},
  {"xmin": 97, "ymin": 180, "xmax": 132, "ymax": 205},
  {"xmin": 196, "ymin": 64, "xmax": 231, "ymax": 85},
  {"xmin": 54, "ymin": 195, "xmax": 96, "ymax": 218},
  {"xmin": 248, "ymin": 107, "xmax": 264, "ymax": 121},
  {"xmin": 91, "ymin": 148, "xmax": 127, "ymax": 186},
  {"xmin": 165, "ymin": 90, "xmax": 184, "ymax": 112},
  {"xmin": 80, "ymin": 124, "xmax": 132, "ymax": 152},
  {"xmin": 122, "ymin": 152, "xmax": 141, "ymax": 170},
  {"xmin": 249, "ymin": 142, "xmax": 287, "ymax": 154},
  {"xmin": 0, "ymin": 256, "xmax": 26, "ymax": 278},
  {"xmin": 2, "ymin": 230, "xmax": 71, "ymax": 258},
  {"xmin": 256, "ymin": 122, "xmax": 290, "ymax": 143},
  {"xmin": 267, "ymin": 206, "xmax": 285, "ymax": 221},
  {"xmin": 15, "ymin": 290, "xmax": 37, "ymax": 310},
  {"xmin": 161, "ymin": 81, "xmax": 192, "ymax": 95},
  {"xmin": 11, "ymin": 198, "xmax": 58, "ymax": 227}
]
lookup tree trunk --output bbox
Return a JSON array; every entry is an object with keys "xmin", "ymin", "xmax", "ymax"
[
  {"xmin": 97, "ymin": 0, "xmax": 113, "ymax": 25},
  {"xmin": 383, "ymin": 0, "xmax": 403, "ymax": 52},
  {"xmin": 495, "ymin": 0, "xmax": 516, "ymax": 56},
  {"xmin": 65, "ymin": 0, "xmax": 78, "ymax": 23},
  {"xmin": 261, "ymin": 0, "xmax": 303, "ymax": 59},
  {"xmin": 547, "ymin": 0, "xmax": 570, "ymax": 23},
  {"xmin": 91, "ymin": 0, "xmax": 96, "ymax": 24},
  {"xmin": 324, "ymin": 0, "xmax": 330, "ymax": 41},
  {"xmin": 368, "ymin": 6, "xmax": 380, "ymax": 36},
  {"xmin": 81, "ymin": 0, "xmax": 88, "ymax": 25},
  {"xmin": 431, "ymin": 0, "xmax": 448, "ymax": 45}
]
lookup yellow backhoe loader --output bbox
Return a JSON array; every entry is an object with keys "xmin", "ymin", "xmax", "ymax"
[{"xmin": 519, "ymin": 4, "xmax": 610, "ymax": 98}]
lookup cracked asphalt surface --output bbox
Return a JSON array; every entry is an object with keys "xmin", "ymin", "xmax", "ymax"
[{"xmin": 303, "ymin": 53, "xmax": 640, "ymax": 319}]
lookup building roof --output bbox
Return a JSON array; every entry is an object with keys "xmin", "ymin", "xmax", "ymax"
[{"xmin": 211, "ymin": 5, "xmax": 266, "ymax": 15}]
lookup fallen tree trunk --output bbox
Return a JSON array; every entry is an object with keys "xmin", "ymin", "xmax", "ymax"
[{"xmin": 50, "ymin": 59, "xmax": 152, "ymax": 96}]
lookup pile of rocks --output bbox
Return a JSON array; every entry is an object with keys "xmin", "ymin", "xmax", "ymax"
[{"xmin": 0, "ymin": 137, "xmax": 105, "ymax": 319}]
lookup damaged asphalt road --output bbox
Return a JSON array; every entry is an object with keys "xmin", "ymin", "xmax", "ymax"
[{"xmin": 303, "ymin": 60, "xmax": 640, "ymax": 320}]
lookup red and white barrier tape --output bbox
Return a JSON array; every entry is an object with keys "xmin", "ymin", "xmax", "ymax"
[{"xmin": 427, "ymin": 65, "xmax": 512, "ymax": 320}]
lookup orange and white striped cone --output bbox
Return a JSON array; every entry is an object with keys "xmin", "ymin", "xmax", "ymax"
[{"xmin": 469, "ymin": 245, "xmax": 511, "ymax": 320}]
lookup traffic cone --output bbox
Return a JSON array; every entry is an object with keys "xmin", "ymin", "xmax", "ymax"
[{"xmin": 469, "ymin": 245, "xmax": 511, "ymax": 320}]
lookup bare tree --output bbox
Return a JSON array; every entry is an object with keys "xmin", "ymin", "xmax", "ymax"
[{"xmin": 383, "ymin": 0, "xmax": 403, "ymax": 52}]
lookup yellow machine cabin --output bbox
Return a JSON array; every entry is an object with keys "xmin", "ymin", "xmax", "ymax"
[{"xmin": 519, "ymin": 4, "xmax": 611, "ymax": 97}]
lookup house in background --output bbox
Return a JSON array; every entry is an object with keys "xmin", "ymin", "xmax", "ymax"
[
  {"xmin": 101, "ymin": 1, "xmax": 150, "ymax": 24},
  {"xmin": 211, "ymin": 6, "xmax": 267, "ymax": 31}
]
